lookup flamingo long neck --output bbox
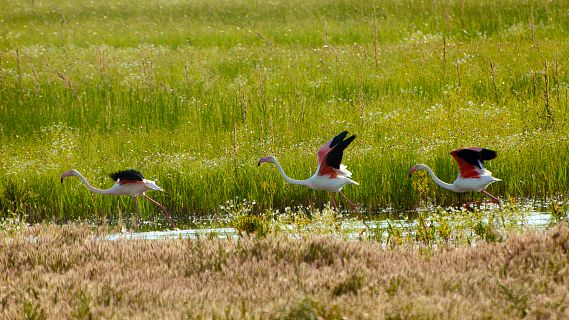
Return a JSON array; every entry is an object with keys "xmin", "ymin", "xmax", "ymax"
[
  {"xmin": 73, "ymin": 172, "xmax": 115, "ymax": 194},
  {"xmin": 271, "ymin": 160, "xmax": 310, "ymax": 186},
  {"xmin": 418, "ymin": 164, "xmax": 458, "ymax": 192}
]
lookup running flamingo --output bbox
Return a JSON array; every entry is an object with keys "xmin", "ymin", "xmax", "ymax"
[
  {"xmin": 258, "ymin": 131, "xmax": 366, "ymax": 225},
  {"xmin": 408, "ymin": 147, "xmax": 501, "ymax": 206},
  {"xmin": 61, "ymin": 169, "xmax": 176, "ymax": 227}
]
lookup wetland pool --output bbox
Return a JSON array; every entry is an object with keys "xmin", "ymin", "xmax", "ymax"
[{"xmin": 106, "ymin": 206, "xmax": 559, "ymax": 241}]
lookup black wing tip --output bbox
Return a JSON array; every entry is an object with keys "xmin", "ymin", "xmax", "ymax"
[
  {"xmin": 336, "ymin": 131, "xmax": 356, "ymax": 140},
  {"xmin": 338, "ymin": 134, "xmax": 356, "ymax": 150},
  {"xmin": 330, "ymin": 130, "xmax": 355, "ymax": 147},
  {"xmin": 454, "ymin": 148, "xmax": 498, "ymax": 167},
  {"xmin": 109, "ymin": 169, "xmax": 144, "ymax": 181},
  {"xmin": 326, "ymin": 132, "xmax": 356, "ymax": 169},
  {"xmin": 481, "ymin": 149, "xmax": 497, "ymax": 161},
  {"xmin": 345, "ymin": 134, "xmax": 356, "ymax": 144},
  {"xmin": 330, "ymin": 131, "xmax": 349, "ymax": 147}
]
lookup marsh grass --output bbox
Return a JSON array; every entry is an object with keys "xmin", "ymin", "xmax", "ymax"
[
  {"xmin": 1, "ymin": 0, "xmax": 569, "ymax": 222},
  {"xmin": 0, "ymin": 223, "xmax": 567, "ymax": 318},
  {"xmin": 549, "ymin": 202, "xmax": 569, "ymax": 226},
  {"xmin": 205, "ymin": 197, "xmax": 547, "ymax": 251}
]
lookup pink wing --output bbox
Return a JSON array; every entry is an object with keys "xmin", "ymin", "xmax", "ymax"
[
  {"xmin": 316, "ymin": 131, "xmax": 350, "ymax": 165},
  {"xmin": 316, "ymin": 131, "xmax": 355, "ymax": 177},
  {"xmin": 450, "ymin": 147, "xmax": 497, "ymax": 179},
  {"xmin": 317, "ymin": 137, "xmax": 335, "ymax": 166}
]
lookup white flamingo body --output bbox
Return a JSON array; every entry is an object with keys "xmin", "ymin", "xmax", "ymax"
[
  {"xmin": 453, "ymin": 172, "xmax": 500, "ymax": 192},
  {"xmin": 409, "ymin": 148, "xmax": 501, "ymax": 204},
  {"xmin": 413, "ymin": 163, "xmax": 500, "ymax": 193},
  {"xmin": 307, "ymin": 165, "xmax": 358, "ymax": 192},
  {"xmin": 108, "ymin": 179, "xmax": 163, "ymax": 195},
  {"xmin": 60, "ymin": 169, "xmax": 175, "ymax": 227},
  {"xmin": 267, "ymin": 159, "xmax": 358, "ymax": 192}
]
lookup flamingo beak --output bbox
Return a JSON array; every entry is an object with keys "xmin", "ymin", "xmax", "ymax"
[
  {"xmin": 258, "ymin": 157, "xmax": 270, "ymax": 166},
  {"xmin": 408, "ymin": 167, "xmax": 416, "ymax": 178}
]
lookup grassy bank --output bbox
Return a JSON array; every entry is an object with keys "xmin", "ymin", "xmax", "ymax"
[
  {"xmin": 1, "ymin": 0, "xmax": 569, "ymax": 222},
  {"xmin": 0, "ymin": 224, "xmax": 567, "ymax": 318}
]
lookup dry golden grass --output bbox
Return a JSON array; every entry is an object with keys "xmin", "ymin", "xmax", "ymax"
[{"xmin": 0, "ymin": 225, "xmax": 568, "ymax": 319}]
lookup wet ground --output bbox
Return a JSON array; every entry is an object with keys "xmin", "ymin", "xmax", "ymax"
[{"xmin": 106, "ymin": 207, "xmax": 557, "ymax": 241}]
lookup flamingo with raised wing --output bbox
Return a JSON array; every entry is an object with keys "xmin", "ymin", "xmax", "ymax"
[
  {"xmin": 61, "ymin": 169, "xmax": 176, "ymax": 227},
  {"xmin": 408, "ymin": 147, "xmax": 501, "ymax": 206},
  {"xmin": 258, "ymin": 131, "xmax": 366, "ymax": 225}
]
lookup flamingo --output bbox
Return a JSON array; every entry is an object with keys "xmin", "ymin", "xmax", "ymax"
[
  {"xmin": 60, "ymin": 169, "xmax": 176, "ymax": 228},
  {"xmin": 408, "ymin": 147, "xmax": 501, "ymax": 206},
  {"xmin": 258, "ymin": 131, "xmax": 366, "ymax": 226}
]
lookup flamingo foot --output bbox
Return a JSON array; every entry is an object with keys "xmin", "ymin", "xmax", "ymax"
[
  {"xmin": 143, "ymin": 194, "xmax": 176, "ymax": 228},
  {"xmin": 329, "ymin": 192, "xmax": 338, "ymax": 212},
  {"xmin": 462, "ymin": 202, "xmax": 482, "ymax": 211},
  {"xmin": 463, "ymin": 199, "xmax": 500, "ymax": 211},
  {"xmin": 482, "ymin": 190, "xmax": 501, "ymax": 207},
  {"xmin": 339, "ymin": 192, "xmax": 369, "ymax": 231}
]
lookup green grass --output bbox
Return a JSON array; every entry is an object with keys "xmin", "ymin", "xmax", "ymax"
[{"xmin": 1, "ymin": 0, "xmax": 569, "ymax": 223}]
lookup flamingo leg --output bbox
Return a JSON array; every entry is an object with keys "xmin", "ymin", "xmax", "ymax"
[
  {"xmin": 481, "ymin": 190, "xmax": 501, "ymax": 205},
  {"xmin": 339, "ymin": 192, "xmax": 369, "ymax": 229},
  {"xmin": 462, "ymin": 190, "xmax": 500, "ymax": 210},
  {"xmin": 462, "ymin": 201, "xmax": 481, "ymax": 210},
  {"xmin": 329, "ymin": 192, "xmax": 338, "ymax": 211},
  {"xmin": 143, "ymin": 194, "xmax": 176, "ymax": 228},
  {"xmin": 132, "ymin": 196, "xmax": 142, "ymax": 226}
]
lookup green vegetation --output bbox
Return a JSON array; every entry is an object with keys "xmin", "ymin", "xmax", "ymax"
[
  {"xmin": 216, "ymin": 197, "xmax": 547, "ymax": 247},
  {"xmin": 1, "ymin": 0, "xmax": 569, "ymax": 223}
]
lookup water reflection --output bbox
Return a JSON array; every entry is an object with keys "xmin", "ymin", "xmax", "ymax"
[{"xmin": 106, "ymin": 209, "xmax": 555, "ymax": 241}]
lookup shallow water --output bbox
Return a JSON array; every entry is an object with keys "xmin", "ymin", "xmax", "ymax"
[
  {"xmin": 106, "ymin": 209, "xmax": 556, "ymax": 241},
  {"xmin": 105, "ymin": 227, "xmax": 237, "ymax": 241}
]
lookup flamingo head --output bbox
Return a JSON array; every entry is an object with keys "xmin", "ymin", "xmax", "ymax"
[
  {"xmin": 258, "ymin": 156, "xmax": 276, "ymax": 167},
  {"xmin": 408, "ymin": 164, "xmax": 429, "ymax": 177},
  {"xmin": 61, "ymin": 169, "xmax": 80, "ymax": 183},
  {"xmin": 408, "ymin": 164, "xmax": 421, "ymax": 177}
]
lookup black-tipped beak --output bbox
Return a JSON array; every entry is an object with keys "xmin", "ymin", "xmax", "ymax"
[
  {"xmin": 408, "ymin": 173, "xmax": 411, "ymax": 178},
  {"xmin": 257, "ymin": 160, "xmax": 261, "ymax": 167},
  {"xmin": 61, "ymin": 177, "xmax": 64, "ymax": 183}
]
